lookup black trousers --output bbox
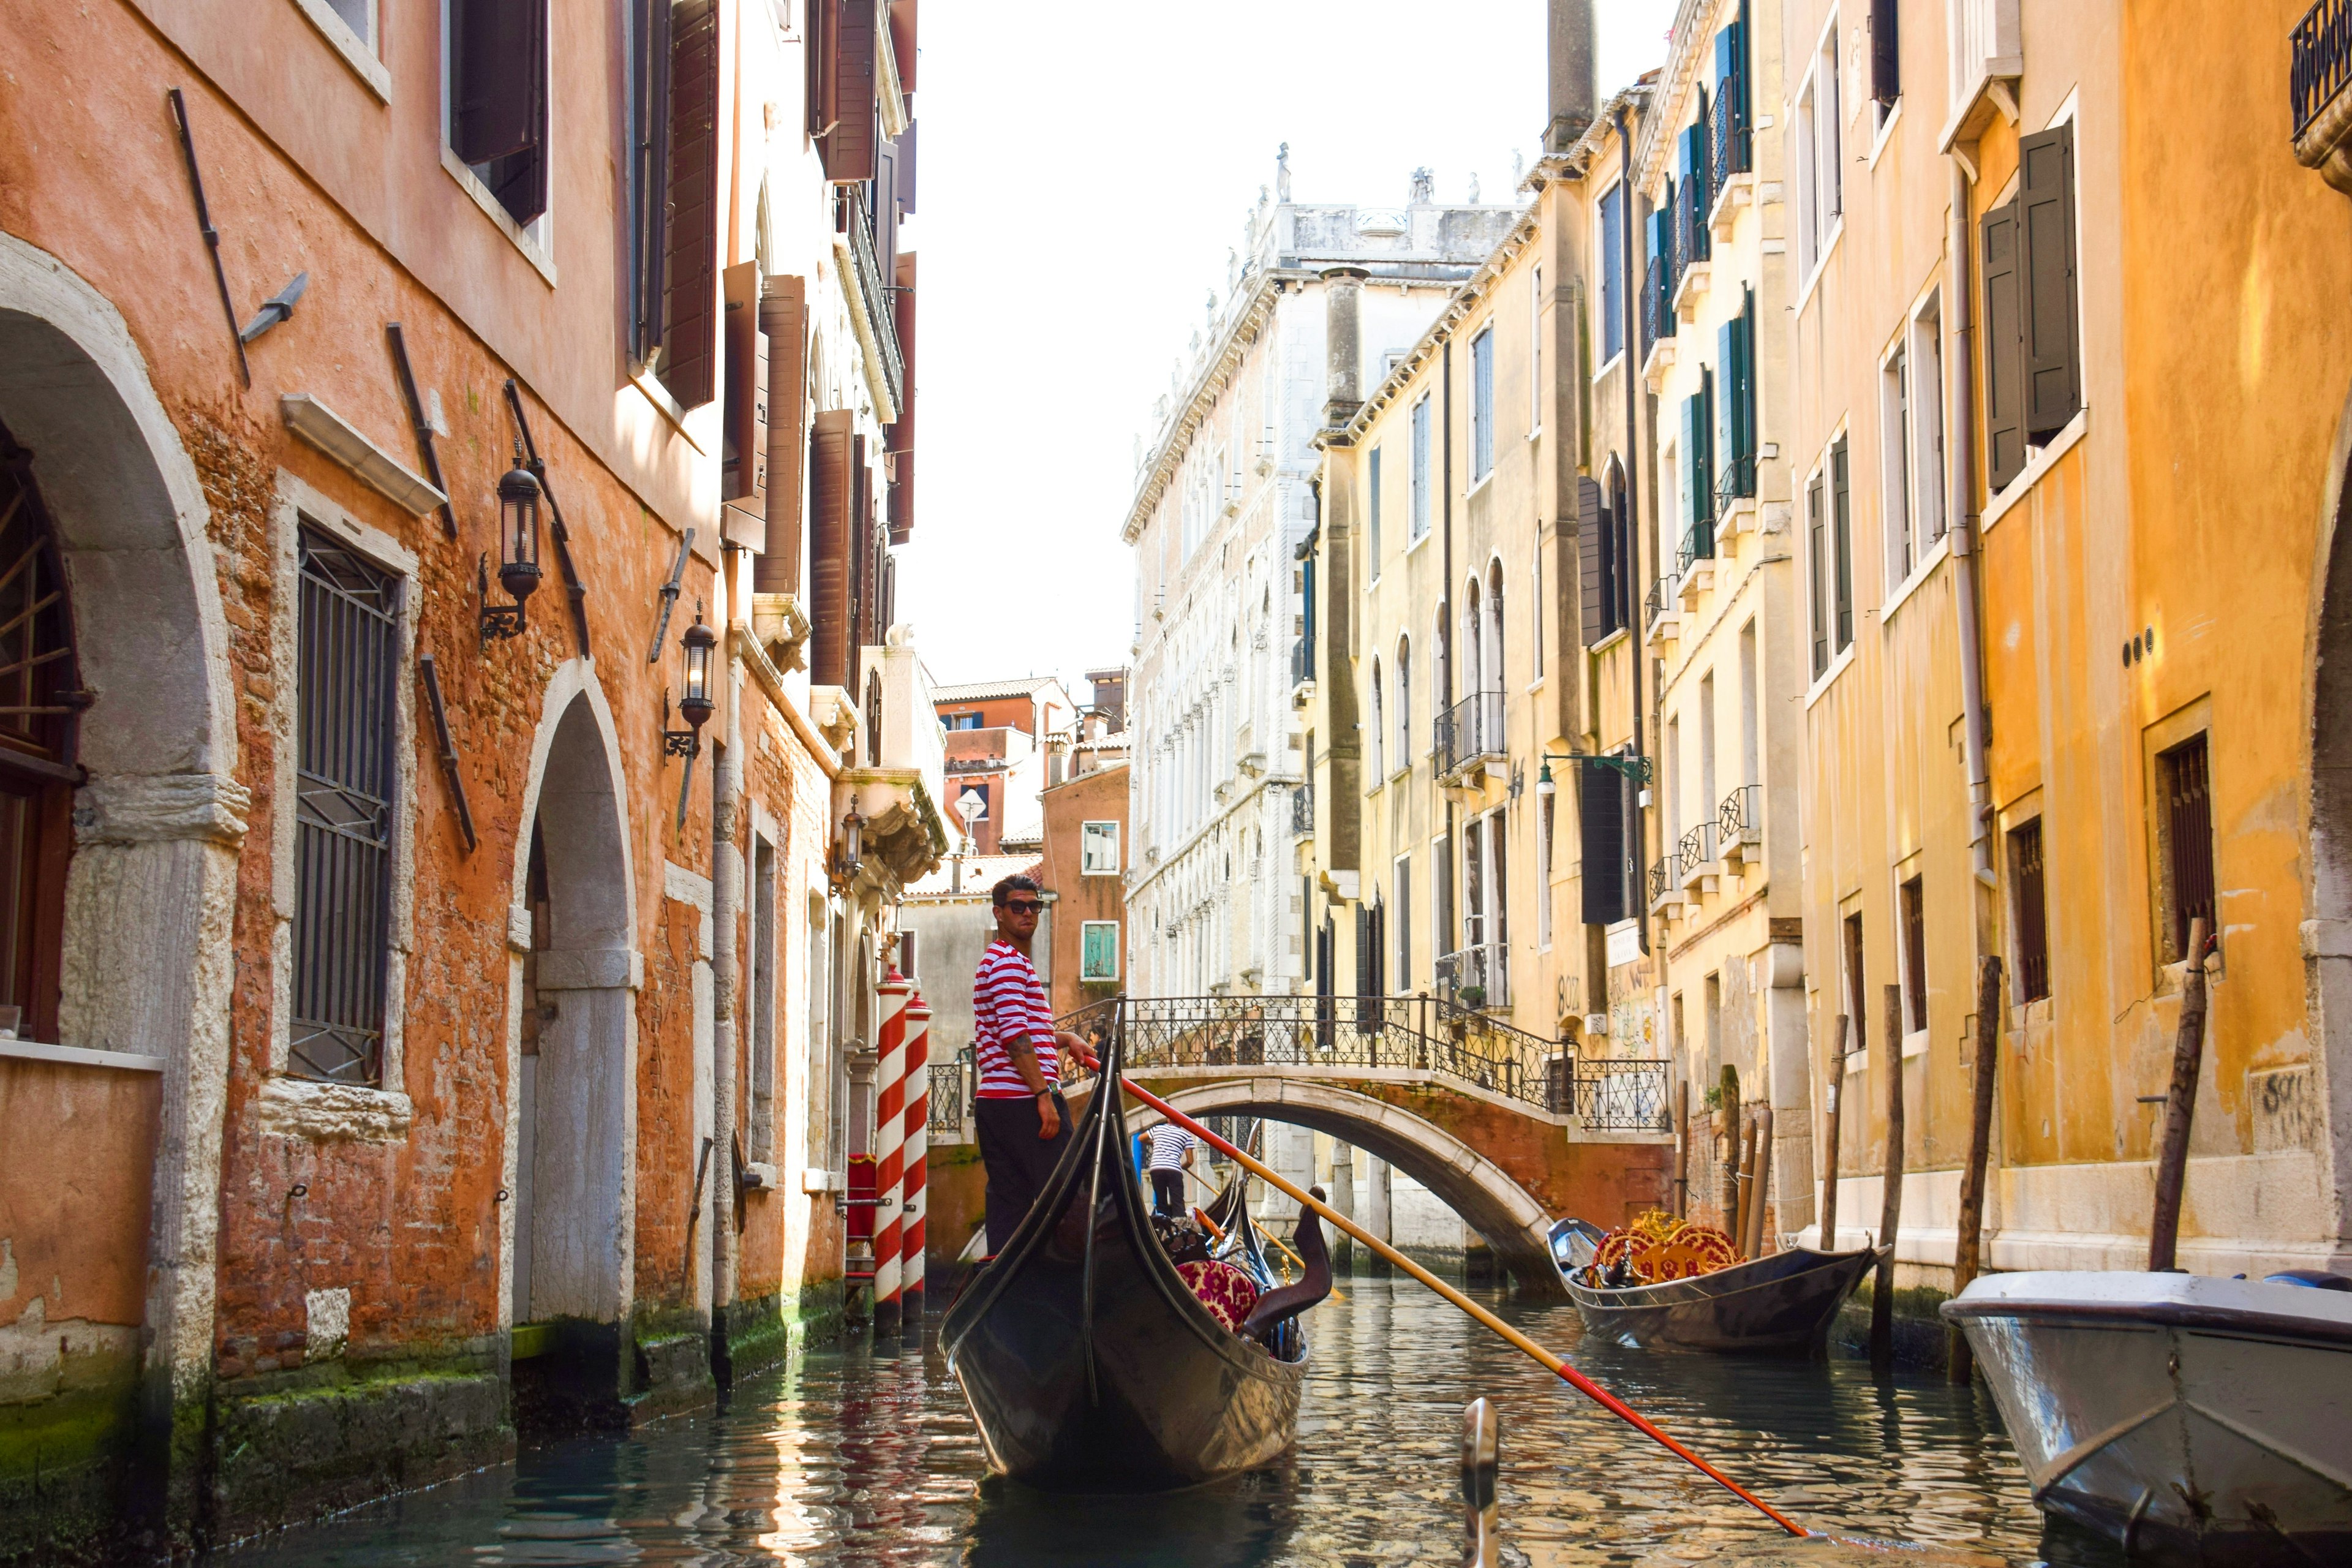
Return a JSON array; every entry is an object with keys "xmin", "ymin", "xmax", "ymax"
[
  {"xmin": 976, "ymin": 1092, "xmax": 1071, "ymax": 1254},
  {"xmin": 1150, "ymin": 1169, "xmax": 1186, "ymax": 1217}
]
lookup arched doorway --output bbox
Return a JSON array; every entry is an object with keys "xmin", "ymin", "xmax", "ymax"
[
  {"xmin": 0, "ymin": 232, "xmax": 243, "ymax": 1540},
  {"xmin": 2307, "ymin": 402, "xmax": 2352, "ymax": 1265},
  {"xmin": 510, "ymin": 680, "xmax": 638, "ymax": 1432}
]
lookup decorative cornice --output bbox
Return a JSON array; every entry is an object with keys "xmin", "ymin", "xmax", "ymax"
[
  {"xmin": 1635, "ymin": 0, "xmax": 1718, "ymax": 198},
  {"xmin": 1120, "ymin": 268, "xmax": 1291, "ymax": 545}
]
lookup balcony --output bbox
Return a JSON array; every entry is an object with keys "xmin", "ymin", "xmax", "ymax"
[
  {"xmin": 1678, "ymin": 820, "xmax": 1718, "ymax": 894},
  {"xmin": 1940, "ymin": 0, "xmax": 2023, "ymax": 152},
  {"xmin": 1714, "ymin": 454, "xmax": 1759, "ymax": 541},
  {"xmin": 1644, "ymin": 577, "xmax": 1679, "ymax": 647},
  {"xmin": 2296, "ymin": 0, "xmax": 2352, "ymax": 192},
  {"xmin": 1291, "ymin": 783, "xmax": 1314, "ymax": 840},
  {"xmin": 1672, "ymin": 177, "xmax": 1712, "ymax": 320},
  {"xmin": 1648, "ymin": 850, "xmax": 1686, "ymax": 914},
  {"xmin": 1290, "ymin": 638, "xmax": 1316, "ymax": 707},
  {"xmin": 1642, "ymin": 256, "xmax": 1676, "ymax": 356},
  {"xmin": 837, "ymin": 638, "xmax": 950, "ymax": 893},
  {"xmin": 1718, "ymin": 782, "xmax": 1763, "ymax": 869},
  {"xmin": 1434, "ymin": 690, "xmax": 1507, "ymax": 785},
  {"xmin": 834, "ymin": 187, "xmax": 906, "ymax": 415},
  {"xmin": 1676, "ymin": 521, "xmax": 1716, "ymax": 607},
  {"xmin": 1436, "ymin": 942, "xmax": 1510, "ymax": 1011},
  {"xmin": 1708, "ymin": 74, "xmax": 1754, "ymax": 239}
]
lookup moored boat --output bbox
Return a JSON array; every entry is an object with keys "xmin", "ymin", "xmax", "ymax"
[
  {"xmin": 941, "ymin": 1041, "xmax": 1329, "ymax": 1491},
  {"xmin": 1551, "ymin": 1218, "xmax": 1883, "ymax": 1354},
  {"xmin": 1943, "ymin": 1269, "xmax": 2352, "ymax": 1564}
]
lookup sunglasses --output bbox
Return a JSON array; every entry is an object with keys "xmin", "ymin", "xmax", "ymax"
[{"xmin": 1000, "ymin": 899, "xmax": 1045, "ymax": 914}]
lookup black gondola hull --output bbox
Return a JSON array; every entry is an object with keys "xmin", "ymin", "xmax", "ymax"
[
  {"xmin": 943, "ymin": 1068, "xmax": 1305, "ymax": 1491},
  {"xmin": 1562, "ymin": 1243, "xmax": 1884, "ymax": 1354}
]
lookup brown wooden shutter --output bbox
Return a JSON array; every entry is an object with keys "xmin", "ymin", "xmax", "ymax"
[
  {"xmin": 451, "ymin": 0, "xmax": 545, "ymax": 164},
  {"xmin": 1577, "ymin": 475, "xmax": 1606, "ymax": 647},
  {"xmin": 896, "ymin": 118, "xmax": 918, "ymax": 215},
  {"xmin": 661, "ymin": 0, "xmax": 721, "ymax": 410},
  {"xmin": 886, "ymin": 253, "xmax": 916, "ymax": 545},
  {"xmin": 889, "ymin": 0, "xmax": 917, "ymax": 93},
  {"xmin": 827, "ymin": 0, "xmax": 879, "ymax": 184},
  {"xmin": 1578, "ymin": 761, "xmax": 1628, "ymax": 926},
  {"xmin": 1831, "ymin": 436, "xmax": 1852, "ymax": 651},
  {"xmin": 1980, "ymin": 198, "xmax": 2026, "ymax": 492},
  {"xmin": 809, "ymin": 410, "xmax": 855, "ymax": 686},
  {"xmin": 2019, "ymin": 123, "xmax": 2081, "ymax": 442},
  {"xmin": 805, "ymin": 0, "xmax": 834, "ymax": 140},
  {"xmin": 757, "ymin": 276, "xmax": 809, "ymax": 594},
  {"xmin": 1869, "ymin": 0, "xmax": 1899, "ymax": 107},
  {"xmin": 849, "ymin": 434, "xmax": 871, "ymax": 652},
  {"xmin": 722, "ymin": 263, "xmax": 769, "ymax": 536},
  {"xmin": 629, "ymin": 0, "xmax": 671, "ymax": 364}
]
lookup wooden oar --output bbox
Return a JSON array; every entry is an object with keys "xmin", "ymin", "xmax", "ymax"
[{"xmin": 1116, "ymin": 1074, "xmax": 1808, "ymax": 1538}]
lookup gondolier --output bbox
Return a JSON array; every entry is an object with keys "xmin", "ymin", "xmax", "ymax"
[
  {"xmin": 971, "ymin": 873, "xmax": 1090, "ymax": 1254},
  {"xmin": 1144, "ymin": 1122, "xmax": 1198, "ymax": 1218}
]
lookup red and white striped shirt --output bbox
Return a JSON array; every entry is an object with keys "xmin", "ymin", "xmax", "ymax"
[{"xmin": 973, "ymin": 938, "xmax": 1058, "ymax": 1099}]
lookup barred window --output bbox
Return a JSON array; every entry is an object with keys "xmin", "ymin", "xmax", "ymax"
[{"xmin": 292, "ymin": 526, "xmax": 401, "ymax": 1084}]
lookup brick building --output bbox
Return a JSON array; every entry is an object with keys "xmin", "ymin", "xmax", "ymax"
[{"xmin": 0, "ymin": 0, "xmax": 943, "ymax": 1556}]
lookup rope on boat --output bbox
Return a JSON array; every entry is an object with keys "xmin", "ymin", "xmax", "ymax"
[{"xmin": 1115, "ymin": 1073, "xmax": 1811, "ymax": 1540}]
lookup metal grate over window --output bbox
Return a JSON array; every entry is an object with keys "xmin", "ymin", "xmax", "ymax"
[
  {"xmin": 2160, "ymin": 734, "xmax": 2216, "ymax": 964},
  {"xmin": 292, "ymin": 526, "xmax": 401, "ymax": 1085},
  {"xmin": 2010, "ymin": 818, "xmax": 2049, "ymax": 1003}
]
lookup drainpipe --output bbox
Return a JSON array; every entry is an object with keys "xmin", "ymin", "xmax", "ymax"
[
  {"xmin": 1618, "ymin": 108, "xmax": 1651, "ymax": 960},
  {"xmin": 1442, "ymin": 339, "xmax": 1456, "ymax": 968},
  {"xmin": 1947, "ymin": 158, "xmax": 1994, "ymax": 886},
  {"xmin": 712, "ymin": 546, "xmax": 745, "ymax": 1376}
]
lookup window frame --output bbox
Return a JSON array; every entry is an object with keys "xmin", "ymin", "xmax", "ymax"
[
  {"xmin": 1409, "ymin": 394, "xmax": 1433, "ymax": 539},
  {"xmin": 295, "ymin": 0, "xmax": 391, "ymax": 98},
  {"xmin": 1367, "ymin": 443, "xmax": 1384, "ymax": 576},
  {"xmin": 440, "ymin": 0, "xmax": 558, "ymax": 281},
  {"xmin": 1529, "ymin": 262, "xmax": 1544, "ymax": 434},
  {"xmin": 2009, "ymin": 816, "xmax": 2051, "ymax": 1004},
  {"xmin": 1596, "ymin": 182, "xmax": 1626, "ymax": 367},
  {"xmin": 1080, "ymin": 920, "xmax": 1121, "ymax": 983},
  {"xmin": 1079, "ymin": 819, "xmax": 1121, "ymax": 876},
  {"xmin": 1469, "ymin": 324, "xmax": 1496, "ymax": 481}
]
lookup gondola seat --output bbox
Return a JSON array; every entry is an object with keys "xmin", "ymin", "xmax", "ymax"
[{"xmin": 1178, "ymin": 1259, "xmax": 1261, "ymax": 1332}]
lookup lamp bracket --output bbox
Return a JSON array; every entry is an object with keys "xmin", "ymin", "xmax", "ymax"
[
  {"xmin": 1539, "ymin": 750, "xmax": 1654, "ymax": 785},
  {"xmin": 478, "ymin": 552, "xmax": 527, "ymax": 649}
]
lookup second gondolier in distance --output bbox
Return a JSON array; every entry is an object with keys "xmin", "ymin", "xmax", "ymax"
[{"xmin": 971, "ymin": 873, "xmax": 1093, "ymax": 1254}]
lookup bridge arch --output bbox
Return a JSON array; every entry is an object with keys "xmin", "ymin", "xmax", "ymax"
[{"xmin": 1124, "ymin": 1076, "xmax": 1564, "ymax": 1296}]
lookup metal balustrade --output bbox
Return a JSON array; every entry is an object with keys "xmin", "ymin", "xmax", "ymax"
[
  {"xmin": 1714, "ymin": 451, "xmax": 1757, "ymax": 510},
  {"xmin": 1642, "ymin": 257, "xmax": 1675, "ymax": 351},
  {"xmin": 1648, "ymin": 850, "xmax": 1682, "ymax": 907},
  {"xmin": 2298, "ymin": 1, "xmax": 2352, "ymax": 138},
  {"xmin": 1054, "ymin": 994, "xmax": 1664, "ymax": 1128},
  {"xmin": 1678, "ymin": 819, "xmax": 1717, "ymax": 878},
  {"xmin": 1436, "ymin": 942, "xmax": 1511, "ymax": 1011},
  {"xmin": 1677, "ymin": 520, "xmax": 1714, "ymax": 576},
  {"xmin": 1709, "ymin": 69, "xmax": 1752, "ymax": 189},
  {"xmin": 1434, "ymin": 690, "xmax": 1506, "ymax": 779},
  {"xmin": 1291, "ymin": 783, "xmax": 1314, "ymax": 839},
  {"xmin": 928, "ymin": 1049, "xmax": 971, "ymax": 1136}
]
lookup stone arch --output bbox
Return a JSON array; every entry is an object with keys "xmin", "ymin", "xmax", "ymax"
[
  {"xmin": 1127, "ymin": 1077, "xmax": 1562, "ymax": 1295},
  {"xmin": 0, "ymin": 231, "xmax": 245, "ymax": 1519},
  {"xmin": 2303, "ymin": 382, "xmax": 2352, "ymax": 1267},
  {"xmin": 507, "ymin": 663, "xmax": 639, "ymax": 1423}
]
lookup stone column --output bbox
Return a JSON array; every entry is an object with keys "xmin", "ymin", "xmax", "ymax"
[
  {"xmin": 1765, "ymin": 940, "xmax": 1813, "ymax": 1241},
  {"xmin": 1328, "ymin": 1141, "xmax": 1355, "ymax": 1272},
  {"xmin": 1365, "ymin": 1154, "xmax": 1392, "ymax": 1252}
]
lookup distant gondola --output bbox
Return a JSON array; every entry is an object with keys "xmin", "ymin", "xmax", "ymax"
[
  {"xmin": 942, "ymin": 1036, "xmax": 1330, "ymax": 1491},
  {"xmin": 1550, "ymin": 1218, "xmax": 1884, "ymax": 1354}
]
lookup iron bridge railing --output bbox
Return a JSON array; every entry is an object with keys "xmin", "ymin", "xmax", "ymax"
[
  {"xmin": 2294, "ymin": 0, "xmax": 2352, "ymax": 140},
  {"xmin": 1055, "ymin": 993, "xmax": 1669, "ymax": 1131},
  {"xmin": 928, "ymin": 1047, "xmax": 971, "ymax": 1136}
]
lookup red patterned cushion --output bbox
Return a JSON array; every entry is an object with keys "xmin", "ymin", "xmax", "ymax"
[{"xmin": 1178, "ymin": 1260, "xmax": 1260, "ymax": 1332}]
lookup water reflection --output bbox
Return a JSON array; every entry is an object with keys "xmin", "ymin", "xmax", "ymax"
[{"xmin": 217, "ymin": 1275, "xmax": 2118, "ymax": 1567}]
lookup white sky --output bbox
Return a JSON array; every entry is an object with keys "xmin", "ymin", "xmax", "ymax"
[{"xmin": 897, "ymin": 1, "xmax": 1681, "ymax": 698}]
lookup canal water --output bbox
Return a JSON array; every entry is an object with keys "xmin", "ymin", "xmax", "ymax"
[{"xmin": 219, "ymin": 1273, "xmax": 2122, "ymax": 1567}]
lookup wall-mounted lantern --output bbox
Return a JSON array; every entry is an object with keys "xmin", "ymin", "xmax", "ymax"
[
  {"xmin": 662, "ymin": 607, "xmax": 718, "ymax": 758},
  {"xmin": 1534, "ymin": 750, "xmax": 1653, "ymax": 799},
  {"xmin": 478, "ymin": 443, "xmax": 543, "ymax": 646},
  {"xmin": 829, "ymin": 805, "xmax": 865, "ymax": 890}
]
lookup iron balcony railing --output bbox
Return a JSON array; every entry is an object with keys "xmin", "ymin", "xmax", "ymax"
[
  {"xmin": 1719, "ymin": 782, "xmax": 1761, "ymax": 845},
  {"xmin": 1291, "ymin": 783, "xmax": 1314, "ymax": 839},
  {"xmin": 1677, "ymin": 520, "xmax": 1715, "ymax": 576},
  {"xmin": 1291, "ymin": 637, "xmax": 1315, "ymax": 688},
  {"xmin": 927, "ymin": 1049, "xmax": 971, "ymax": 1136},
  {"xmin": 2295, "ymin": 0, "xmax": 2352, "ymax": 138},
  {"xmin": 1678, "ymin": 818, "xmax": 1716, "ymax": 876},
  {"xmin": 1648, "ymin": 849, "xmax": 1683, "ymax": 906},
  {"xmin": 1714, "ymin": 451, "xmax": 1757, "ymax": 511},
  {"xmin": 1710, "ymin": 68, "xmax": 1752, "ymax": 188},
  {"xmin": 1645, "ymin": 576, "xmax": 1674, "ymax": 627},
  {"xmin": 1055, "ymin": 994, "xmax": 1665, "ymax": 1125},
  {"xmin": 1674, "ymin": 176, "xmax": 1711, "ymax": 292},
  {"xmin": 1436, "ymin": 942, "xmax": 1510, "ymax": 1011},
  {"xmin": 1434, "ymin": 690, "xmax": 1506, "ymax": 778},
  {"xmin": 1642, "ymin": 256, "xmax": 1675, "ymax": 351},
  {"xmin": 837, "ymin": 186, "xmax": 905, "ymax": 413}
]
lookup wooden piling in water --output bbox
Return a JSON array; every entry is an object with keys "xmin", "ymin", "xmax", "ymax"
[
  {"xmin": 1673, "ymin": 1079, "xmax": 1691, "ymax": 1218},
  {"xmin": 1819, "ymin": 1016, "xmax": 1847, "ymax": 1248},
  {"xmin": 2149, "ymin": 918, "xmax": 2215, "ymax": 1272},
  {"xmin": 1949, "ymin": 956, "xmax": 2003, "ymax": 1383},
  {"xmin": 1871, "ymin": 984, "xmax": 1905, "ymax": 1371}
]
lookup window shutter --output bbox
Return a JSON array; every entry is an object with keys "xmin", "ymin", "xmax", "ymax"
[
  {"xmin": 2019, "ymin": 124, "xmax": 2081, "ymax": 442},
  {"xmin": 1698, "ymin": 366, "xmax": 1715, "ymax": 521},
  {"xmin": 1980, "ymin": 198, "xmax": 2026, "ymax": 492},
  {"xmin": 661, "ymin": 0, "xmax": 721, "ymax": 410},
  {"xmin": 1869, "ymin": 0, "xmax": 1900, "ymax": 106},
  {"xmin": 1809, "ymin": 472, "xmax": 1828, "ymax": 676},
  {"xmin": 1716, "ymin": 320, "xmax": 1738, "ymax": 492},
  {"xmin": 887, "ymin": 252, "xmax": 916, "ymax": 545},
  {"xmin": 805, "ymin": 0, "xmax": 834, "ymax": 140},
  {"xmin": 756, "ymin": 276, "xmax": 808, "ymax": 594},
  {"xmin": 889, "ymin": 0, "xmax": 918, "ymax": 94},
  {"xmin": 827, "ymin": 0, "xmax": 879, "ymax": 184},
  {"xmin": 1831, "ymin": 437, "xmax": 1853, "ymax": 650},
  {"xmin": 897, "ymin": 117, "xmax": 918, "ymax": 215},
  {"xmin": 809, "ymin": 410, "xmax": 855, "ymax": 685},
  {"xmin": 1577, "ymin": 475, "xmax": 1606, "ymax": 646},
  {"xmin": 451, "ymin": 0, "xmax": 545, "ymax": 165},
  {"xmin": 722, "ymin": 263, "xmax": 769, "ymax": 531},
  {"xmin": 1714, "ymin": 23, "xmax": 1736, "ymax": 95},
  {"xmin": 1738, "ymin": 287, "xmax": 1757, "ymax": 469},
  {"xmin": 1578, "ymin": 761, "xmax": 1628, "ymax": 926},
  {"xmin": 628, "ymin": 0, "xmax": 671, "ymax": 364},
  {"xmin": 849, "ymin": 434, "xmax": 871, "ymax": 654}
]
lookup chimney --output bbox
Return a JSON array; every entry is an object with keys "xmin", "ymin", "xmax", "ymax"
[
  {"xmin": 1321, "ymin": 266, "xmax": 1370, "ymax": 429},
  {"xmin": 1547, "ymin": 0, "xmax": 1597, "ymax": 154}
]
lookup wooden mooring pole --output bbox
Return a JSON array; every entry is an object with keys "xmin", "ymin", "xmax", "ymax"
[
  {"xmin": 2149, "ymin": 918, "xmax": 2215, "ymax": 1272},
  {"xmin": 1672, "ymin": 1079, "xmax": 1691, "ymax": 1218},
  {"xmin": 1870, "ymin": 984, "xmax": 1905, "ymax": 1371},
  {"xmin": 1818, "ymin": 1016, "xmax": 1848, "ymax": 1248},
  {"xmin": 1949, "ymin": 956, "xmax": 2003, "ymax": 1383}
]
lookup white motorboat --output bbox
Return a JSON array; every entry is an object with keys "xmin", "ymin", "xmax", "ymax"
[{"xmin": 1943, "ymin": 1270, "xmax": 2352, "ymax": 1564}]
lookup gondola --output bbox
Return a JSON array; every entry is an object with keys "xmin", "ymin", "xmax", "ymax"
[
  {"xmin": 1550, "ymin": 1217, "xmax": 1884, "ymax": 1354},
  {"xmin": 941, "ymin": 1037, "xmax": 1331, "ymax": 1491}
]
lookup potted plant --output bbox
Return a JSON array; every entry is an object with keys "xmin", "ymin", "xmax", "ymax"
[{"xmin": 1458, "ymin": 984, "xmax": 1487, "ymax": 1011}]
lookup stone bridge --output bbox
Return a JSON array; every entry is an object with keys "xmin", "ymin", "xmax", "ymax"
[{"xmin": 1055, "ymin": 995, "xmax": 1678, "ymax": 1295}]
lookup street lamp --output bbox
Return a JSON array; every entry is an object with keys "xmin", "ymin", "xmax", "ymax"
[
  {"xmin": 1535, "ymin": 750, "xmax": 1654, "ymax": 799},
  {"xmin": 663, "ymin": 606, "xmax": 717, "ymax": 758},
  {"xmin": 478, "ymin": 443, "xmax": 543, "ymax": 646}
]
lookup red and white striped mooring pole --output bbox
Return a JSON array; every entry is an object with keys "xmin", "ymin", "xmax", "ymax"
[
  {"xmin": 898, "ymin": 993, "xmax": 932, "ymax": 1335},
  {"xmin": 871, "ymin": 967, "xmax": 910, "ymax": 1335}
]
